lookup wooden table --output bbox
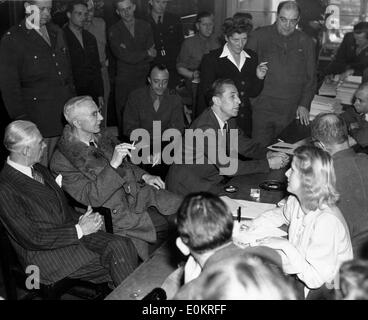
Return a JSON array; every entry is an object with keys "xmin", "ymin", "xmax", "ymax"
[{"xmin": 105, "ymin": 168, "xmax": 288, "ymax": 300}]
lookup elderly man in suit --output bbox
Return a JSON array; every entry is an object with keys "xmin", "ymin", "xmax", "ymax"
[
  {"xmin": 0, "ymin": 0, "xmax": 75, "ymax": 165},
  {"xmin": 0, "ymin": 120, "xmax": 138, "ymax": 287},
  {"xmin": 166, "ymin": 79, "xmax": 289, "ymax": 196},
  {"xmin": 50, "ymin": 96, "xmax": 183, "ymax": 260}
]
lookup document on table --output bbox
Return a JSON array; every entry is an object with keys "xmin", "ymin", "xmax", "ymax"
[
  {"xmin": 232, "ymin": 223, "xmax": 287, "ymax": 248},
  {"xmin": 267, "ymin": 138, "xmax": 308, "ymax": 155},
  {"xmin": 220, "ymin": 196, "xmax": 276, "ymax": 219}
]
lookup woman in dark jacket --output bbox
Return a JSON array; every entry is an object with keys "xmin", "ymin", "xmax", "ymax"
[{"xmin": 197, "ymin": 19, "xmax": 267, "ymax": 136}]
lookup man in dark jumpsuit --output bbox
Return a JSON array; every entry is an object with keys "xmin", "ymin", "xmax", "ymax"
[
  {"xmin": 146, "ymin": 0, "xmax": 184, "ymax": 89},
  {"xmin": 0, "ymin": 0, "xmax": 75, "ymax": 165},
  {"xmin": 247, "ymin": 1, "xmax": 316, "ymax": 148}
]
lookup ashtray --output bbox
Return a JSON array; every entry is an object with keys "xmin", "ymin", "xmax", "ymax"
[
  {"xmin": 259, "ymin": 180, "xmax": 286, "ymax": 191},
  {"xmin": 224, "ymin": 185, "xmax": 238, "ymax": 193}
]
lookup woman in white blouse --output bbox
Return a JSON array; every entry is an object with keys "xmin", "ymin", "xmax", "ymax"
[{"xmin": 247, "ymin": 145, "xmax": 353, "ymax": 294}]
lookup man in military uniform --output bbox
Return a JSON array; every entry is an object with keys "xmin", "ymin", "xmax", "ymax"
[
  {"xmin": 0, "ymin": 0, "xmax": 75, "ymax": 165},
  {"xmin": 147, "ymin": 0, "xmax": 184, "ymax": 89}
]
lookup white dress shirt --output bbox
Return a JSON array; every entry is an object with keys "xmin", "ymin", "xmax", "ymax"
[{"xmin": 219, "ymin": 43, "xmax": 251, "ymax": 72}]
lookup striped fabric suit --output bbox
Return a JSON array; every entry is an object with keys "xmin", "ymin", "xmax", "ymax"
[{"xmin": 0, "ymin": 163, "xmax": 138, "ymax": 285}]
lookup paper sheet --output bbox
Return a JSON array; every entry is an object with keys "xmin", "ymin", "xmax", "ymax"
[
  {"xmin": 220, "ymin": 196, "xmax": 276, "ymax": 219},
  {"xmin": 267, "ymin": 138, "xmax": 308, "ymax": 155},
  {"xmin": 232, "ymin": 223, "xmax": 287, "ymax": 247}
]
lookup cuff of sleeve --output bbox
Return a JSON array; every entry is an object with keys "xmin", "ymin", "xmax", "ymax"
[{"xmin": 75, "ymin": 224, "xmax": 83, "ymax": 239}]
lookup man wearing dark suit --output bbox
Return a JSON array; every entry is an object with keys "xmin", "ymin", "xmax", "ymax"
[
  {"xmin": 147, "ymin": 0, "xmax": 184, "ymax": 89},
  {"xmin": 109, "ymin": 0, "xmax": 156, "ymax": 136},
  {"xmin": 324, "ymin": 22, "xmax": 368, "ymax": 78},
  {"xmin": 50, "ymin": 96, "xmax": 183, "ymax": 260},
  {"xmin": 64, "ymin": 1, "xmax": 103, "ymax": 107},
  {"xmin": 123, "ymin": 64, "xmax": 185, "ymax": 147},
  {"xmin": 0, "ymin": 0, "xmax": 75, "ymax": 165},
  {"xmin": 0, "ymin": 120, "xmax": 138, "ymax": 287},
  {"xmin": 311, "ymin": 113, "xmax": 368, "ymax": 258},
  {"xmin": 341, "ymin": 82, "xmax": 368, "ymax": 151},
  {"xmin": 166, "ymin": 79, "xmax": 289, "ymax": 196}
]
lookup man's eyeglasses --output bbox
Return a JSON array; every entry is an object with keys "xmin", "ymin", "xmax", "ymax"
[{"xmin": 278, "ymin": 16, "xmax": 299, "ymax": 25}]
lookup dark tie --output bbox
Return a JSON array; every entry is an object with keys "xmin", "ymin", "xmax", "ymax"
[
  {"xmin": 153, "ymin": 96, "xmax": 160, "ymax": 112},
  {"xmin": 157, "ymin": 15, "xmax": 162, "ymax": 25},
  {"xmin": 89, "ymin": 141, "xmax": 97, "ymax": 148},
  {"xmin": 223, "ymin": 122, "xmax": 230, "ymax": 157},
  {"xmin": 31, "ymin": 167, "xmax": 44, "ymax": 185}
]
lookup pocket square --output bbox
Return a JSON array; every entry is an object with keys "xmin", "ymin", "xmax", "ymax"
[{"xmin": 55, "ymin": 174, "xmax": 62, "ymax": 188}]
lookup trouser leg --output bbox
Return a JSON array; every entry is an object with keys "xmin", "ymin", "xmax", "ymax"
[{"xmin": 81, "ymin": 231, "xmax": 139, "ymax": 287}]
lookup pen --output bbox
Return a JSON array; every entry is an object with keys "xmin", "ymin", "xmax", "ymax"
[
  {"xmin": 237, "ymin": 207, "xmax": 241, "ymax": 223},
  {"xmin": 273, "ymin": 146, "xmax": 292, "ymax": 149}
]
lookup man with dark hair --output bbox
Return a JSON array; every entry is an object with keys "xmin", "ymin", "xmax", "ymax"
[
  {"xmin": 324, "ymin": 22, "xmax": 368, "ymax": 78},
  {"xmin": 311, "ymin": 112, "xmax": 368, "ymax": 257},
  {"xmin": 247, "ymin": 0, "xmax": 316, "ymax": 148},
  {"xmin": 109, "ymin": 0, "xmax": 156, "ymax": 137},
  {"xmin": 340, "ymin": 82, "xmax": 368, "ymax": 151},
  {"xmin": 64, "ymin": 0, "xmax": 104, "ymax": 108},
  {"xmin": 166, "ymin": 79, "xmax": 288, "ymax": 196},
  {"xmin": 176, "ymin": 11, "xmax": 220, "ymax": 112},
  {"xmin": 0, "ymin": 120, "xmax": 138, "ymax": 287},
  {"xmin": 147, "ymin": 0, "xmax": 184, "ymax": 89},
  {"xmin": 173, "ymin": 192, "xmax": 282, "ymax": 299},
  {"xmin": 0, "ymin": 0, "xmax": 75, "ymax": 165}
]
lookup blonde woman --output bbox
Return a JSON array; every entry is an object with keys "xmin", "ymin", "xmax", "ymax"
[{"xmin": 246, "ymin": 145, "xmax": 353, "ymax": 296}]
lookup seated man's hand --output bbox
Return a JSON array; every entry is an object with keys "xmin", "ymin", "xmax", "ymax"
[
  {"xmin": 296, "ymin": 106, "xmax": 310, "ymax": 126},
  {"xmin": 142, "ymin": 174, "xmax": 165, "ymax": 190},
  {"xmin": 78, "ymin": 206, "xmax": 103, "ymax": 236},
  {"xmin": 110, "ymin": 143, "xmax": 136, "ymax": 169}
]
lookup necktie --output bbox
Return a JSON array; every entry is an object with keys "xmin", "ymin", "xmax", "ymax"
[
  {"xmin": 39, "ymin": 26, "xmax": 51, "ymax": 46},
  {"xmin": 223, "ymin": 122, "xmax": 230, "ymax": 157},
  {"xmin": 153, "ymin": 96, "xmax": 160, "ymax": 112},
  {"xmin": 31, "ymin": 167, "xmax": 44, "ymax": 185},
  {"xmin": 157, "ymin": 15, "xmax": 162, "ymax": 25}
]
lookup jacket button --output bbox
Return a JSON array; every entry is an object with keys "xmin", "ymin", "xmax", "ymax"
[
  {"xmin": 112, "ymin": 209, "xmax": 118, "ymax": 214},
  {"xmin": 33, "ymin": 97, "xmax": 37, "ymax": 101},
  {"xmin": 58, "ymin": 71, "xmax": 62, "ymax": 75},
  {"xmin": 240, "ymin": 91, "xmax": 245, "ymax": 96},
  {"xmin": 34, "ymin": 56, "xmax": 38, "ymax": 59},
  {"xmin": 56, "ymin": 62, "xmax": 59, "ymax": 66},
  {"xmin": 241, "ymin": 81, "xmax": 245, "ymax": 85},
  {"xmin": 52, "ymin": 53, "xmax": 56, "ymax": 57}
]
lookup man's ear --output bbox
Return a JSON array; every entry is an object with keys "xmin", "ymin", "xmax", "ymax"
[
  {"xmin": 66, "ymin": 12, "xmax": 71, "ymax": 20},
  {"xmin": 176, "ymin": 237, "xmax": 190, "ymax": 256},
  {"xmin": 212, "ymin": 96, "xmax": 220, "ymax": 106},
  {"xmin": 22, "ymin": 145, "xmax": 30, "ymax": 158},
  {"xmin": 72, "ymin": 119, "xmax": 81, "ymax": 129}
]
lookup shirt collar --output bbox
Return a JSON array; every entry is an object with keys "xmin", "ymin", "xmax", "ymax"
[
  {"xmin": 211, "ymin": 108, "xmax": 226, "ymax": 131},
  {"xmin": 219, "ymin": 43, "xmax": 251, "ymax": 71},
  {"xmin": 7, "ymin": 157, "xmax": 33, "ymax": 179}
]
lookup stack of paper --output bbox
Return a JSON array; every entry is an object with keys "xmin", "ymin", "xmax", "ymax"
[
  {"xmin": 319, "ymin": 79, "xmax": 337, "ymax": 96},
  {"xmin": 220, "ymin": 196, "xmax": 276, "ymax": 219},
  {"xmin": 309, "ymin": 95, "xmax": 343, "ymax": 120},
  {"xmin": 336, "ymin": 81, "xmax": 360, "ymax": 105}
]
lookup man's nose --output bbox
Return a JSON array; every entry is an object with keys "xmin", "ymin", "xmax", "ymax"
[{"xmin": 98, "ymin": 113, "xmax": 103, "ymax": 121}]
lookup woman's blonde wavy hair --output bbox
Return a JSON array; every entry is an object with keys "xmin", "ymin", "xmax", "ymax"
[{"xmin": 293, "ymin": 145, "xmax": 339, "ymax": 211}]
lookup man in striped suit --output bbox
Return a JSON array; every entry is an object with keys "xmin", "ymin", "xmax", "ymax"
[{"xmin": 0, "ymin": 120, "xmax": 138, "ymax": 287}]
